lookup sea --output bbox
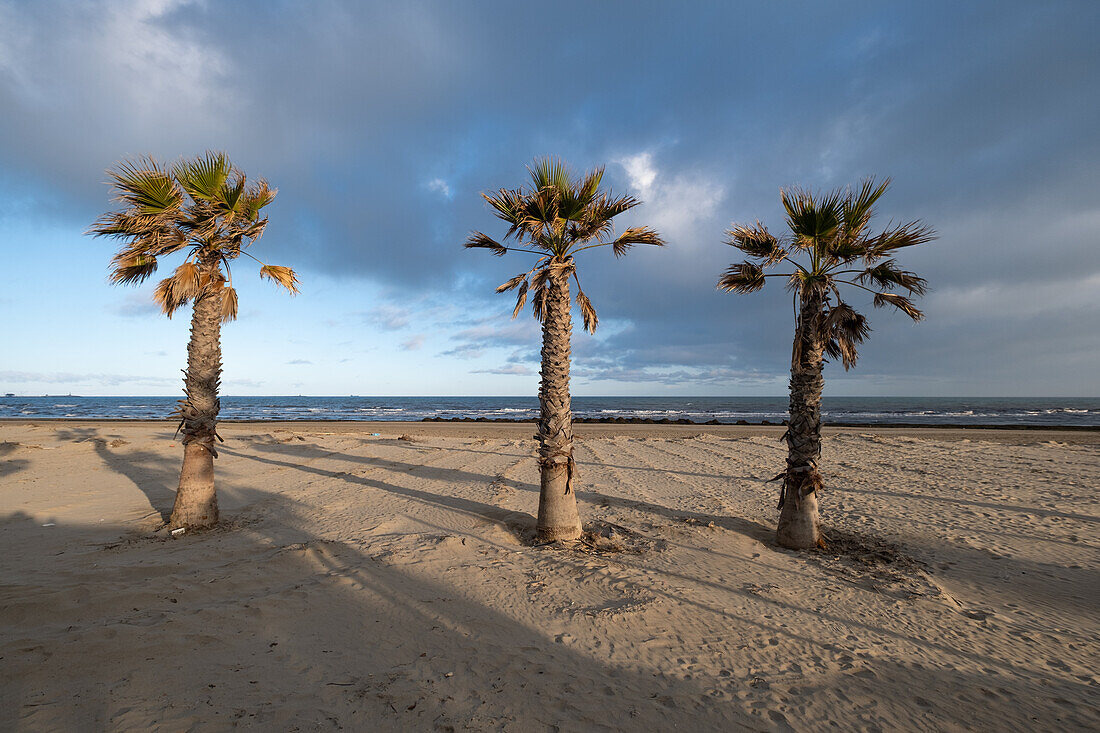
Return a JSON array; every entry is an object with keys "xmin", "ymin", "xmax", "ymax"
[{"xmin": 0, "ymin": 396, "xmax": 1097, "ymax": 427}]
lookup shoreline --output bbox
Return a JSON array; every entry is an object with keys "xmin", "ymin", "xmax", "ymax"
[
  {"xmin": 2, "ymin": 418, "xmax": 1097, "ymax": 443},
  {"xmin": 3, "ymin": 415, "xmax": 1098, "ymax": 431}
]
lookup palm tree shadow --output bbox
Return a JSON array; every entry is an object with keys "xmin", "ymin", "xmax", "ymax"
[
  {"xmin": 0, "ymin": 442, "xmax": 29, "ymax": 478},
  {"xmin": 52, "ymin": 427, "xmax": 178, "ymax": 521},
  {"xmin": 235, "ymin": 438, "xmax": 775, "ymax": 547},
  {"xmin": 219, "ymin": 446, "xmax": 535, "ymax": 543}
]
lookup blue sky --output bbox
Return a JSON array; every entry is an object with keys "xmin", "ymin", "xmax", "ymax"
[{"xmin": 1, "ymin": 0, "xmax": 1097, "ymax": 397}]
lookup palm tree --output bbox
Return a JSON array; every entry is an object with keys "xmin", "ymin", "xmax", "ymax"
[
  {"xmin": 90, "ymin": 152, "xmax": 299, "ymax": 530},
  {"xmin": 718, "ymin": 179, "xmax": 934, "ymax": 549},
  {"xmin": 466, "ymin": 158, "xmax": 665, "ymax": 542}
]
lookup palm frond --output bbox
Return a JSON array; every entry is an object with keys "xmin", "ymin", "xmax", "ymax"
[
  {"xmin": 108, "ymin": 252, "xmax": 159, "ymax": 285},
  {"xmin": 153, "ymin": 275, "xmax": 190, "ymax": 318},
  {"xmin": 841, "ymin": 177, "xmax": 890, "ymax": 237},
  {"xmin": 465, "ymin": 231, "xmax": 508, "ymax": 256},
  {"xmin": 483, "ymin": 188, "xmax": 525, "ymax": 229},
  {"xmin": 220, "ymin": 285, "xmax": 238, "ymax": 322},
  {"xmin": 175, "ymin": 151, "xmax": 231, "ymax": 202},
  {"xmin": 242, "ymin": 179, "xmax": 277, "ymax": 220},
  {"xmin": 575, "ymin": 285, "xmax": 598, "ymax": 333},
  {"xmin": 609, "ymin": 226, "xmax": 665, "ymax": 257},
  {"xmin": 856, "ymin": 260, "xmax": 928, "ymax": 295},
  {"xmin": 823, "ymin": 300, "xmax": 870, "ymax": 370},
  {"xmin": 717, "ymin": 262, "xmax": 766, "ymax": 293},
  {"xmin": 105, "ymin": 157, "xmax": 184, "ymax": 215},
  {"xmin": 511, "ymin": 278, "xmax": 529, "ymax": 318},
  {"xmin": 496, "ymin": 273, "xmax": 527, "ymax": 293},
  {"xmin": 259, "ymin": 265, "xmax": 300, "ymax": 295},
  {"xmin": 172, "ymin": 262, "xmax": 203, "ymax": 299},
  {"xmin": 529, "ymin": 157, "xmax": 569, "ymax": 193},
  {"xmin": 725, "ymin": 223, "xmax": 786, "ymax": 265},
  {"xmin": 530, "ymin": 266, "xmax": 553, "ymax": 322},
  {"xmin": 782, "ymin": 186, "xmax": 841, "ymax": 246},
  {"xmin": 873, "ymin": 291, "xmax": 924, "ymax": 321},
  {"xmin": 865, "ymin": 220, "xmax": 936, "ymax": 260}
]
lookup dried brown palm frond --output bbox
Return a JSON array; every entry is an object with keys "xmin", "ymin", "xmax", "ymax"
[
  {"xmin": 511, "ymin": 279, "xmax": 530, "ymax": 318},
  {"xmin": 873, "ymin": 291, "xmax": 924, "ymax": 321},
  {"xmin": 718, "ymin": 262, "xmax": 767, "ymax": 293},
  {"xmin": 496, "ymin": 273, "xmax": 527, "ymax": 293},
  {"xmin": 610, "ymin": 226, "xmax": 664, "ymax": 257},
  {"xmin": 153, "ymin": 276, "xmax": 188, "ymax": 318},
  {"xmin": 725, "ymin": 223, "xmax": 788, "ymax": 265},
  {"xmin": 108, "ymin": 252, "xmax": 159, "ymax": 285},
  {"xmin": 465, "ymin": 231, "xmax": 508, "ymax": 256},
  {"xmin": 259, "ymin": 265, "xmax": 300, "ymax": 295},
  {"xmin": 823, "ymin": 301, "xmax": 870, "ymax": 370},
  {"xmin": 173, "ymin": 262, "xmax": 203, "ymax": 299},
  {"xmin": 575, "ymin": 285, "xmax": 598, "ymax": 333},
  {"xmin": 857, "ymin": 260, "xmax": 928, "ymax": 295},
  {"xmin": 220, "ymin": 285, "xmax": 238, "ymax": 323}
]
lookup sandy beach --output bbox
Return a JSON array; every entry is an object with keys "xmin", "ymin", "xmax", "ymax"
[{"xmin": 1, "ymin": 420, "xmax": 1097, "ymax": 731}]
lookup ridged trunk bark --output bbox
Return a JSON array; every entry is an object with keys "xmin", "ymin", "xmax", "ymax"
[
  {"xmin": 535, "ymin": 270, "xmax": 581, "ymax": 542},
  {"xmin": 778, "ymin": 289, "xmax": 825, "ymax": 549},
  {"xmin": 169, "ymin": 284, "xmax": 223, "ymax": 530}
]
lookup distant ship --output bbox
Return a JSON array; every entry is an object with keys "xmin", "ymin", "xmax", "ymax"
[{"xmin": 3, "ymin": 393, "xmax": 13, "ymax": 398}]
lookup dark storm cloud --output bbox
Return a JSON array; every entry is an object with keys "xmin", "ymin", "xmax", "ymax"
[{"xmin": 1, "ymin": 0, "xmax": 1097, "ymax": 393}]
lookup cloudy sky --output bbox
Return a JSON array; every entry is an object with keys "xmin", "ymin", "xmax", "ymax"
[{"xmin": 1, "ymin": 0, "xmax": 1097, "ymax": 397}]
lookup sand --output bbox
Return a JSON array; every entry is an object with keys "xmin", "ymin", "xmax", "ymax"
[{"xmin": 1, "ymin": 420, "xmax": 1097, "ymax": 731}]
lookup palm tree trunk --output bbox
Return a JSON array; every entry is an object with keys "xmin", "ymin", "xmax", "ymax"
[
  {"xmin": 169, "ymin": 286, "xmax": 223, "ymax": 530},
  {"xmin": 535, "ymin": 270, "xmax": 581, "ymax": 542},
  {"xmin": 778, "ymin": 289, "xmax": 825, "ymax": 549}
]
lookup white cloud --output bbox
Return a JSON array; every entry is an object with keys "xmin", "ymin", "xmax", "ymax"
[
  {"xmin": 426, "ymin": 177, "xmax": 452, "ymax": 199},
  {"xmin": 616, "ymin": 151, "xmax": 725, "ymax": 244},
  {"xmin": 473, "ymin": 364, "xmax": 534, "ymax": 376},
  {"xmin": 365, "ymin": 305, "xmax": 410, "ymax": 330},
  {"xmin": 400, "ymin": 334, "xmax": 425, "ymax": 351}
]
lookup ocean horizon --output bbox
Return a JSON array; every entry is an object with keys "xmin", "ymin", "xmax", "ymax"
[{"xmin": 1, "ymin": 395, "xmax": 1097, "ymax": 427}]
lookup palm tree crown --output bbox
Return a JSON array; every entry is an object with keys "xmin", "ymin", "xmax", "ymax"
[
  {"xmin": 718, "ymin": 178, "xmax": 934, "ymax": 368},
  {"xmin": 465, "ymin": 158, "xmax": 665, "ymax": 331},
  {"xmin": 90, "ymin": 151, "xmax": 299, "ymax": 318}
]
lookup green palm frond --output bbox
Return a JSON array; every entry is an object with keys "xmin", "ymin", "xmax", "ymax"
[
  {"xmin": 106, "ymin": 157, "xmax": 184, "ymax": 214},
  {"xmin": 175, "ymin": 151, "xmax": 231, "ymax": 202},
  {"xmin": 529, "ymin": 157, "xmax": 570, "ymax": 193},
  {"xmin": 864, "ymin": 220, "xmax": 936, "ymax": 260},
  {"xmin": 841, "ymin": 178, "xmax": 889, "ymax": 237},
  {"xmin": 782, "ymin": 186, "xmax": 841, "ymax": 246}
]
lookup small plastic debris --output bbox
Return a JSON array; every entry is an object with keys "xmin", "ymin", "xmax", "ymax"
[
  {"xmin": 171, "ymin": 527, "xmax": 186, "ymax": 536},
  {"xmin": 41, "ymin": 522, "xmax": 55, "ymax": 527},
  {"xmin": 370, "ymin": 433, "xmax": 381, "ymax": 436}
]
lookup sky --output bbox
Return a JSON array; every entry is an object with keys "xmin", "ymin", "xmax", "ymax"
[{"xmin": 0, "ymin": 0, "xmax": 1097, "ymax": 397}]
